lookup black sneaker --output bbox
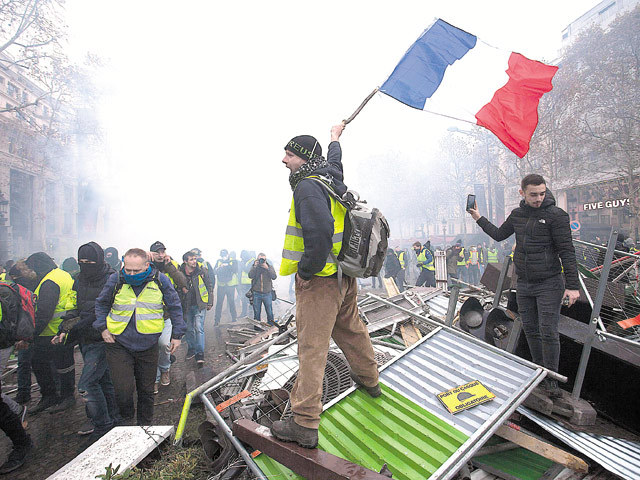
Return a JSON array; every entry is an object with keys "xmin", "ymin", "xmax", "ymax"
[
  {"xmin": 196, "ymin": 354, "xmax": 204, "ymax": 367},
  {"xmin": 29, "ymin": 396, "xmax": 59, "ymax": 415},
  {"xmin": 271, "ymin": 418, "xmax": 318, "ymax": 449},
  {"xmin": 78, "ymin": 421, "xmax": 95, "ymax": 435},
  {"xmin": 186, "ymin": 351, "xmax": 196, "ymax": 360},
  {"xmin": 0, "ymin": 437, "xmax": 32, "ymax": 474},
  {"xmin": 48, "ymin": 396, "xmax": 76, "ymax": 414}
]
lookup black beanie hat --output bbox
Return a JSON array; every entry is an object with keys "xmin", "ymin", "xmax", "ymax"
[{"xmin": 284, "ymin": 135, "xmax": 322, "ymax": 161}]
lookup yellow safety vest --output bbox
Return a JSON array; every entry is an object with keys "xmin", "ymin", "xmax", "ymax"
[
  {"xmin": 487, "ymin": 250, "xmax": 498, "ymax": 263},
  {"xmin": 197, "ymin": 274, "xmax": 209, "ymax": 303},
  {"xmin": 280, "ymin": 177, "xmax": 346, "ymax": 277},
  {"xmin": 106, "ymin": 281, "xmax": 164, "ymax": 335},
  {"xmin": 0, "ymin": 273, "xmax": 6, "ymax": 282},
  {"xmin": 398, "ymin": 251, "xmax": 406, "ymax": 269},
  {"xmin": 457, "ymin": 248, "xmax": 467, "ymax": 266},
  {"xmin": 35, "ymin": 268, "xmax": 76, "ymax": 337},
  {"xmin": 164, "ymin": 259, "xmax": 180, "ymax": 287},
  {"xmin": 417, "ymin": 248, "xmax": 435, "ymax": 271},
  {"xmin": 467, "ymin": 250, "xmax": 480, "ymax": 265},
  {"xmin": 241, "ymin": 258, "xmax": 254, "ymax": 285}
]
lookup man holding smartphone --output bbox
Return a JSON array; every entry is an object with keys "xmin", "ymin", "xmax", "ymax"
[{"xmin": 467, "ymin": 174, "xmax": 580, "ymax": 398}]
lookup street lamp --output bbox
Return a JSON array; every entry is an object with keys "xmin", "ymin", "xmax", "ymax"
[{"xmin": 447, "ymin": 126, "xmax": 493, "ymax": 224}]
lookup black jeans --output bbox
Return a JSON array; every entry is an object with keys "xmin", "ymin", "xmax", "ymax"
[
  {"xmin": 516, "ymin": 274, "xmax": 564, "ymax": 372},
  {"xmin": 31, "ymin": 337, "xmax": 75, "ymax": 400},
  {"xmin": 215, "ymin": 286, "xmax": 237, "ymax": 324},
  {"xmin": 416, "ymin": 269, "xmax": 436, "ymax": 287},
  {"xmin": 0, "ymin": 381, "xmax": 29, "ymax": 448},
  {"xmin": 105, "ymin": 342, "xmax": 158, "ymax": 426}
]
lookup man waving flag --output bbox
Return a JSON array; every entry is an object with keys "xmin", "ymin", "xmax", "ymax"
[{"xmin": 379, "ymin": 19, "xmax": 558, "ymax": 158}]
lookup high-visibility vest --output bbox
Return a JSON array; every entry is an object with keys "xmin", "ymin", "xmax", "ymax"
[
  {"xmin": 215, "ymin": 260, "xmax": 239, "ymax": 287},
  {"xmin": 457, "ymin": 248, "xmax": 467, "ymax": 266},
  {"xmin": 0, "ymin": 273, "xmax": 5, "ymax": 282},
  {"xmin": 35, "ymin": 268, "xmax": 76, "ymax": 337},
  {"xmin": 241, "ymin": 258, "xmax": 254, "ymax": 285},
  {"xmin": 417, "ymin": 248, "xmax": 435, "ymax": 271},
  {"xmin": 280, "ymin": 177, "xmax": 346, "ymax": 277},
  {"xmin": 197, "ymin": 274, "xmax": 209, "ymax": 303},
  {"xmin": 467, "ymin": 250, "xmax": 480, "ymax": 265},
  {"xmin": 107, "ymin": 280, "xmax": 164, "ymax": 335},
  {"xmin": 164, "ymin": 259, "xmax": 180, "ymax": 287},
  {"xmin": 487, "ymin": 249, "xmax": 498, "ymax": 263},
  {"xmin": 397, "ymin": 251, "xmax": 406, "ymax": 269}
]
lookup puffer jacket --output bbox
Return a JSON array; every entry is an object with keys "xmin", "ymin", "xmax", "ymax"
[{"xmin": 476, "ymin": 190, "xmax": 579, "ymax": 289}]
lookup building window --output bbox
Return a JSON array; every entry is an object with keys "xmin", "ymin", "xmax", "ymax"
[
  {"xmin": 0, "ymin": 77, "xmax": 4, "ymax": 85},
  {"xmin": 22, "ymin": 91, "xmax": 28, "ymax": 103},
  {"xmin": 562, "ymin": 32, "xmax": 568, "ymax": 40},
  {"xmin": 7, "ymin": 83, "xmax": 18, "ymax": 99},
  {"xmin": 599, "ymin": 2, "xmax": 615, "ymax": 15}
]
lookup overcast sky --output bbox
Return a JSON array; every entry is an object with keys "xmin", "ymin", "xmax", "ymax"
[{"xmin": 65, "ymin": 0, "xmax": 596, "ymax": 261}]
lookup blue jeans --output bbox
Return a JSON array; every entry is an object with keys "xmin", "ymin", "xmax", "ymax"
[
  {"xmin": 185, "ymin": 306, "xmax": 206, "ymax": 356},
  {"xmin": 78, "ymin": 343, "xmax": 120, "ymax": 433},
  {"xmin": 253, "ymin": 292, "xmax": 275, "ymax": 325},
  {"xmin": 155, "ymin": 318, "xmax": 172, "ymax": 382}
]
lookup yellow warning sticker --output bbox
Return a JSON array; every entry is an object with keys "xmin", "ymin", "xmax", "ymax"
[{"xmin": 437, "ymin": 380, "xmax": 495, "ymax": 414}]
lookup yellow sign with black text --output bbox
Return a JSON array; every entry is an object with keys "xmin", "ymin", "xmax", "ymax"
[{"xmin": 437, "ymin": 380, "xmax": 495, "ymax": 414}]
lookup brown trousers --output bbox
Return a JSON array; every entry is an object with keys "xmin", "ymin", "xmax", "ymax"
[{"xmin": 291, "ymin": 274, "xmax": 379, "ymax": 429}]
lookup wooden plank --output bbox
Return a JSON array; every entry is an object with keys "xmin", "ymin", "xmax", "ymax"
[
  {"xmin": 496, "ymin": 423, "xmax": 588, "ymax": 473},
  {"xmin": 233, "ymin": 419, "xmax": 392, "ymax": 480},
  {"xmin": 400, "ymin": 321, "xmax": 422, "ymax": 346},
  {"xmin": 382, "ymin": 277, "xmax": 400, "ymax": 297},
  {"xmin": 47, "ymin": 425, "xmax": 174, "ymax": 480},
  {"xmin": 216, "ymin": 390, "xmax": 251, "ymax": 412}
]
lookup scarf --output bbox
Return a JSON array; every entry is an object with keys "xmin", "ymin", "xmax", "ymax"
[{"xmin": 289, "ymin": 156, "xmax": 328, "ymax": 191}]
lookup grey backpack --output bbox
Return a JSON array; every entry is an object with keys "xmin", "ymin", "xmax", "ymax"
[{"xmin": 311, "ymin": 177, "xmax": 390, "ymax": 279}]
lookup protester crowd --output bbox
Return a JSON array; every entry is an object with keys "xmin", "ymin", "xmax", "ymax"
[{"xmin": 0, "ymin": 242, "xmax": 279, "ymax": 474}]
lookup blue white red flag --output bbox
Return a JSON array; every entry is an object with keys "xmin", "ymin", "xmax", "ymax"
[{"xmin": 380, "ymin": 19, "xmax": 558, "ymax": 158}]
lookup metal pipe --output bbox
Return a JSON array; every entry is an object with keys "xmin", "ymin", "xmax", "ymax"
[
  {"xmin": 492, "ymin": 256, "xmax": 512, "ymax": 308},
  {"xmin": 174, "ymin": 326, "xmax": 296, "ymax": 445},
  {"xmin": 366, "ymin": 293, "xmax": 568, "ymax": 382},
  {"xmin": 445, "ymin": 286, "xmax": 460, "ymax": 327},
  {"xmin": 597, "ymin": 330, "xmax": 640, "ymax": 348},
  {"xmin": 573, "ymin": 229, "xmax": 618, "ymax": 399},
  {"xmin": 577, "ymin": 273, "xmax": 607, "ymax": 331},
  {"xmin": 200, "ymin": 393, "xmax": 268, "ymax": 480},
  {"xmin": 370, "ymin": 338, "xmax": 406, "ymax": 351}
]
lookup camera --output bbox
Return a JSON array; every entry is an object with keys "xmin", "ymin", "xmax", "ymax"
[{"xmin": 259, "ymin": 258, "xmax": 266, "ymax": 264}]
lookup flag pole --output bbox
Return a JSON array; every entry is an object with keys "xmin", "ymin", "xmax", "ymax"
[{"xmin": 343, "ymin": 87, "xmax": 379, "ymax": 125}]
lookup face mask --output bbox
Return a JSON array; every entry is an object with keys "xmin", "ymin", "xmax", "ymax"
[
  {"xmin": 79, "ymin": 262, "xmax": 100, "ymax": 277},
  {"xmin": 122, "ymin": 265, "xmax": 152, "ymax": 286}
]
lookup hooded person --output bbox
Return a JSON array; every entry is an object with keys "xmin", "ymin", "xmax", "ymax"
[
  {"xmin": 93, "ymin": 248, "xmax": 185, "ymax": 425},
  {"xmin": 61, "ymin": 257, "xmax": 80, "ymax": 278},
  {"xmin": 104, "ymin": 247, "xmax": 122, "ymax": 271},
  {"xmin": 52, "ymin": 242, "xmax": 121, "ymax": 438},
  {"xmin": 23, "ymin": 252, "xmax": 77, "ymax": 415}
]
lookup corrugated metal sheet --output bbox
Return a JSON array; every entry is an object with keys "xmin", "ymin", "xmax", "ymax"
[
  {"xmin": 380, "ymin": 328, "xmax": 540, "ymax": 436},
  {"xmin": 254, "ymin": 384, "xmax": 469, "ymax": 480},
  {"xmin": 473, "ymin": 446, "xmax": 554, "ymax": 480},
  {"xmin": 519, "ymin": 406, "xmax": 640, "ymax": 480},
  {"xmin": 425, "ymin": 293, "xmax": 452, "ymax": 320}
]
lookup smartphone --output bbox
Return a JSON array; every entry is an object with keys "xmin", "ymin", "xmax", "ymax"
[{"xmin": 466, "ymin": 194, "xmax": 476, "ymax": 212}]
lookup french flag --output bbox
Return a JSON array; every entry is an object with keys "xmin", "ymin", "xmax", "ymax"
[{"xmin": 380, "ymin": 19, "xmax": 558, "ymax": 158}]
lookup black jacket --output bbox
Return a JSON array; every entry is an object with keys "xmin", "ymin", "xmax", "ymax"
[
  {"xmin": 25, "ymin": 252, "xmax": 61, "ymax": 338},
  {"xmin": 68, "ymin": 242, "xmax": 114, "ymax": 344},
  {"xmin": 476, "ymin": 190, "xmax": 579, "ymax": 290},
  {"xmin": 248, "ymin": 261, "xmax": 277, "ymax": 293},
  {"xmin": 179, "ymin": 263, "xmax": 214, "ymax": 310},
  {"xmin": 293, "ymin": 141, "xmax": 347, "ymax": 280}
]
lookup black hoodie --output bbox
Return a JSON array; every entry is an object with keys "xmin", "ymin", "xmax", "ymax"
[
  {"xmin": 293, "ymin": 141, "xmax": 347, "ymax": 279},
  {"xmin": 476, "ymin": 189, "xmax": 579, "ymax": 289},
  {"xmin": 25, "ymin": 252, "xmax": 60, "ymax": 337},
  {"xmin": 68, "ymin": 242, "xmax": 114, "ymax": 344}
]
